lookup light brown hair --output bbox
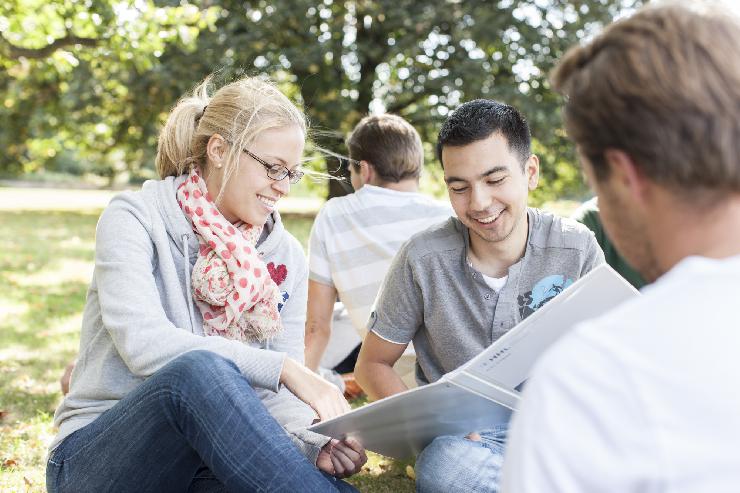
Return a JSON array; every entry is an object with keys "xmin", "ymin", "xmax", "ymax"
[
  {"xmin": 155, "ymin": 75, "xmax": 306, "ymax": 198},
  {"xmin": 551, "ymin": 2, "xmax": 740, "ymax": 195},
  {"xmin": 347, "ymin": 114, "xmax": 423, "ymax": 183}
]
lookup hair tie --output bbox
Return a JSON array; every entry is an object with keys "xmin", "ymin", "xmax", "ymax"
[{"xmin": 195, "ymin": 104, "xmax": 208, "ymax": 126}]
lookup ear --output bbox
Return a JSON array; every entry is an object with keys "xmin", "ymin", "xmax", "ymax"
[
  {"xmin": 359, "ymin": 160, "xmax": 375, "ymax": 184},
  {"xmin": 603, "ymin": 149, "xmax": 648, "ymax": 204},
  {"xmin": 525, "ymin": 154, "xmax": 540, "ymax": 191},
  {"xmin": 206, "ymin": 133, "xmax": 228, "ymax": 169}
]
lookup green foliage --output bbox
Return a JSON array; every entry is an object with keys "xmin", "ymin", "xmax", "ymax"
[
  {"xmin": 0, "ymin": 0, "xmax": 219, "ymax": 180},
  {"xmin": 1, "ymin": 1, "xmax": 642, "ymax": 197}
]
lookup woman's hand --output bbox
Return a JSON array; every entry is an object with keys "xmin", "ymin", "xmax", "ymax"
[
  {"xmin": 316, "ymin": 437, "xmax": 368, "ymax": 478},
  {"xmin": 280, "ymin": 357, "xmax": 351, "ymax": 421}
]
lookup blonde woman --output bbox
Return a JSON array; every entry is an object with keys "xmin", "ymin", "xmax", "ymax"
[{"xmin": 46, "ymin": 76, "xmax": 365, "ymax": 493}]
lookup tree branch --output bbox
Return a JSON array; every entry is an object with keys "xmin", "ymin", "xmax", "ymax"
[
  {"xmin": 386, "ymin": 90, "xmax": 427, "ymax": 114},
  {"xmin": 0, "ymin": 31, "xmax": 99, "ymax": 60}
]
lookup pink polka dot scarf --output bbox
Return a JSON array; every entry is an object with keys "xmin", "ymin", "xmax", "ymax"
[{"xmin": 176, "ymin": 168, "xmax": 283, "ymax": 343}]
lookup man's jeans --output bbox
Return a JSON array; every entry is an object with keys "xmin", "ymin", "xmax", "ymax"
[
  {"xmin": 46, "ymin": 350, "xmax": 357, "ymax": 493},
  {"xmin": 414, "ymin": 425, "xmax": 508, "ymax": 493}
]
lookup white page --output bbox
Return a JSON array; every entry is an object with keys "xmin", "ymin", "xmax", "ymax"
[
  {"xmin": 309, "ymin": 379, "xmax": 513, "ymax": 459},
  {"xmin": 458, "ymin": 264, "xmax": 639, "ymax": 390},
  {"xmin": 310, "ymin": 265, "xmax": 639, "ymax": 459}
]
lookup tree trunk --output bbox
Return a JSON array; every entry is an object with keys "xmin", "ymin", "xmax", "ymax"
[{"xmin": 322, "ymin": 139, "xmax": 354, "ymax": 200}]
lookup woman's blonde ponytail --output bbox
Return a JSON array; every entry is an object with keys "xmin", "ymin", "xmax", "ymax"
[{"xmin": 155, "ymin": 78, "xmax": 211, "ymax": 178}]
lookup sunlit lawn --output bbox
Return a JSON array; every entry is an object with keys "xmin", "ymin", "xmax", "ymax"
[
  {"xmin": 0, "ymin": 188, "xmax": 414, "ymax": 493},
  {"xmin": 0, "ymin": 186, "xmax": 579, "ymax": 492},
  {"xmin": 0, "ymin": 209, "xmax": 97, "ymax": 492}
]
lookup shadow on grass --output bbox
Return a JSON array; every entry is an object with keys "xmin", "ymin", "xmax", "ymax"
[
  {"xmin": 0, "ymin": 210, "xmax": 94, "ymax": 420},
  {"xmin": 347, "ymin": 456, "xmax": 416, "ymax": 493},
  {"xmin": 344, "ymin": 397, "xmax": 416, "ymax": 492},
  {"xmin": 0, "ymin": 281, "xmax": 88, "ymax": 353},
  {"xmin": 0, "ymin": 210, "xmax": 99, "ymax": 275}
]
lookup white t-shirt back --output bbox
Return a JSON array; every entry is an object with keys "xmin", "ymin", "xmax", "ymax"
[
  {"xmin": 308, "ymin": 185, "xmax": 451, "ymax": 334},
  {"xmin": 502, "ymin": 254, "xmax": 740, "ymax": 493}
]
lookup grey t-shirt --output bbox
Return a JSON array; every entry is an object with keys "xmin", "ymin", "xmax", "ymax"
[{"xmin": 368, "ymin": 208, "xmax": 605, "ymax": 385}]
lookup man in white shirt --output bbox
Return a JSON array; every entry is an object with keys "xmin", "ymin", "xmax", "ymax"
[
  {"xmin": 502, "ymin": 4, "xmax": 740, "ymax": 492},
  {"xmin": 305, "ymin": 114, "xmax": 451, "ymax": 389}
]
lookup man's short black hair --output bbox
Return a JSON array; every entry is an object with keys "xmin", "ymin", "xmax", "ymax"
[{"xmin": 436, "ymin": 99, "xmax": 531, "ymax": 167}]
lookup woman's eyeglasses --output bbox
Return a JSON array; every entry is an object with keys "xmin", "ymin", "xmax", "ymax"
[{"xmin": 243, "ymin": 149, "xmax": 304, "ymax": 184}]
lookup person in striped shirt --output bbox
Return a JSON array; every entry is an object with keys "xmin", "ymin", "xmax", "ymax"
[{"xmin": 305, "ymin": 114, "xmax": 452, "ymax": 391}]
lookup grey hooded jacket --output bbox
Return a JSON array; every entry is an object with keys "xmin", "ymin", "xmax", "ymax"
[{"xmin": 51, "ymin": 175, "xmax": 329, "ymax": 463}]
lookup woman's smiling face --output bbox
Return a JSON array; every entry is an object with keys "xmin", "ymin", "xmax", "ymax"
[{"xmin": 206, "ymin": 125, "xmax": 305, "ymax": 226}]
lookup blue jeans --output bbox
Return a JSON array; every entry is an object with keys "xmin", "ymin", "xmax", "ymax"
[
  {"xmin": 414, "ymin": 425, "xmax": 508, "ymax": 493},
  {"xmin": 46, "ymin": 350, "xmax": 357, "ymax": 493}
]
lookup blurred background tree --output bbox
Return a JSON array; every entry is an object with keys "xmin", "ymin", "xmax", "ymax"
[{"xmin": 0, "ymin": 0, "xmax": 641, "ymax": 200}]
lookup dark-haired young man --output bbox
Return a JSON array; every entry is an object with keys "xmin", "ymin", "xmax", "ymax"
[{"xmin": 355, "ymin": 99, "xmax": 604, "ymax": 492}]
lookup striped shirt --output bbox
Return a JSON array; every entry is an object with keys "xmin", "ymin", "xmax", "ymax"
[{"xmin": 308, "ymin": 184, "xmax": 452, "ymax": 334}]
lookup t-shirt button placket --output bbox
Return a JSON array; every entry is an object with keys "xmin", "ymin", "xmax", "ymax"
[{"xmin": 484, "ymin": 293, "xmax": 491, "ymax": 300}]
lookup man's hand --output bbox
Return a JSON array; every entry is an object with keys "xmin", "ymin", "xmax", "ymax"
[
  {"xmin": 465, "ymin": 432, "xmax": 481, "ymax": 441},
  {"xmin": 316, "ymin": 437, "xmax": 368, "ymax": 478},
  {"xmin": 280, "ymin": 357, "xmax": 351, "ymax": 421}
]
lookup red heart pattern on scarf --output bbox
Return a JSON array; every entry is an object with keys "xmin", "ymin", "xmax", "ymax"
[{"xmin": 176, "ymin": 167, "xmax": 283, "ymax": 343}]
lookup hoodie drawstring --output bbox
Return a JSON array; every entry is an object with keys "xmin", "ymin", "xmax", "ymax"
[{"xmin": 182, "ymin": 234, "xmax": 197, "ymax": 333}]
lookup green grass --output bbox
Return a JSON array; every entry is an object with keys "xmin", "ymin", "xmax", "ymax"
[
  {"xmin": 0, "ymin": 209, "xmax": 99, "ymax": 492},
  {"xmin": 0, "ymin": 203, "xmax": 414, "ymax": 492},
  {"xmin": 0, "ymin": 186, "xmax": 580, "ymax": 492}
]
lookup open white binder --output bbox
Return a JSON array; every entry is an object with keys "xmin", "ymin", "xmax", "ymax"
[{"xmin": 309, "ymin": 264, "xmax": 639, "ymax": 459}]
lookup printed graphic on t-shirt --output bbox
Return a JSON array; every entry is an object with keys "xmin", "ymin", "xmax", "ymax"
[
  {"xmin": 267, "ymin": 262, "xmax": 288, "ymax": 285},
  {"xmin": 277, "ymin": 291, "xmax": 289, "ymax": 313},
  {"xmin": 517, "ymin": 274, "xmax": 573, "ymax": 318}
]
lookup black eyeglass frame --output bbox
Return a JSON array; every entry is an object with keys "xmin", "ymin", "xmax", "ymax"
[{"xmin": 242, "ymin": 148, "xmax": 304, "ymax": 185}]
